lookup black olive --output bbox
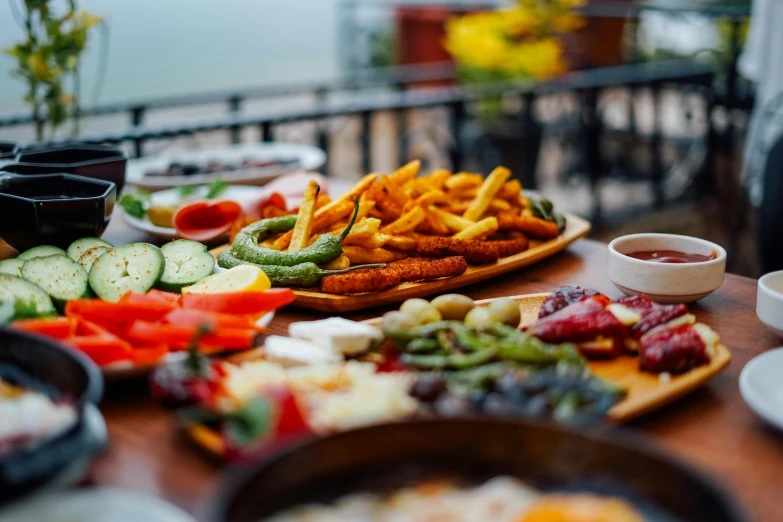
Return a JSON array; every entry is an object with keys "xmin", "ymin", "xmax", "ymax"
[{"xmin": 410, "ymin": 374, "xmax": 447, "ymax": 403}]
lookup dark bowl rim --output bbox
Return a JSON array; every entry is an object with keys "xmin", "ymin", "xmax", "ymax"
[
  {"xmin": 0, "ymin": 172, "xmax": 116, "ymax": 203},
  {"xmin": 14, "ymin": 143, "xmax": 127, "ymax": 167},
  {"xmin": 0, "ymin": 327, "xmax": 104, "ymax": 405},
  {"xmin": 205, "ymin": 417, "xmax": 747, "ymax": 522}
]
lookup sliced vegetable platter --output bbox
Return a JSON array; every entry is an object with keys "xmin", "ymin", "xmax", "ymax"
[{"xmin": 2, "ymin": 236, "xmax": 296, "ymax": 378}]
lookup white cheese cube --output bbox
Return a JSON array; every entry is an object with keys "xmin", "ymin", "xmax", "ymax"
[
  {"xmin": 289, "ymin": 317, "xmax": 383, "ymax": 356},
  {"xmin": 264, "ymin": 336, "xmax": 343, "ymax": 367}
]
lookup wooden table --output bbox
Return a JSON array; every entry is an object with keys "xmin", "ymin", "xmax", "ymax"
[{"xmin": 6, "ymin": 216, "xmax": 783, "ymax": 522}]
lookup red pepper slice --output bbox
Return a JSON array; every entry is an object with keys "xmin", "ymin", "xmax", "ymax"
[
  {"xmin": 125, "ymin": 321, "xmax": 255, "ymax": 351},
  {"xmin": 180, "ymin": 288, "xmax": 295, "ymax": 315},
  {"xmin": 129, "ymin": 342, "xmax": 170, "ymax": 366},
  {"xmin": 66, "ymin": 298, "xmax": 174, "ymax": 324},
  {"xmin": 13, "ymin": 317, "xmax": 76, "ymax": 339},
  {"xmin": 66, "ymin": 331, "xmax": 134, "ymax": 367},
  {"xmin": 121, "ymin": 290, "xmax": 181, "ymax": 307},
  {"xmin": 163, "ymin": 308, "xmax": 257, "ymax": 331}
]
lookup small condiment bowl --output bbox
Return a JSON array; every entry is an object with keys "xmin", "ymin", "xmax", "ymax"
[
  {"xmin": 756, "ymin": 271, "xmax": 783, "ymax": 337},
  {"xmin": 607, "ymin": 233, "xmax": 726, "ymax": 304}
]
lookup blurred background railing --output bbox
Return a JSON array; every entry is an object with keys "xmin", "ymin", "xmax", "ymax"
[{"xmin": 0, "ymin": 0, "xmax": 755, "ymax": 272}]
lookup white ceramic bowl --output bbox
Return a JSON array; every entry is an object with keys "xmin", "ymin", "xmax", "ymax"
[
  {"xmin": 607, "ymin": 233, "xmax": 726, "ymax": 303},
  {"xmin": 757, "ymin": 271, "xmax": 783, "ymax": 337},
  {"xmin": 739, "ymin": 347, "xmax": 783, "ymax": 430}
]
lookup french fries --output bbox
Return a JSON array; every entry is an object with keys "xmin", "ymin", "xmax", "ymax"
[
  {"xmin": 463, "ymin": 166, "xmax": 512, "ymax": 221},
  {"xmin": 381, "ymin": 206, "xmax": 426, "ymax": 235},
  {"xmin": 427, "ymin": 206, "xmax": 474, "ymax": 232},
  {"xmin": 319, "ymin": 255, "xmax": 350, "ymax": 270},
  {"xmin": 342, "ymin": 246, "xmax": 406, "ymax": 264},
  {"xmin": 288, "ymin": 180, "xmax": 320, "ymax": 251},
  {"xmin": 453, "ymin": 217, "xmax": 498, "ymax": 240},
  {"xmin": 389, "ymin": 160, "xmax": 421, "ymax": 185}
]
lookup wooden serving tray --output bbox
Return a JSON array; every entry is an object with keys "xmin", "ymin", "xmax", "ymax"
[
  {"xmin": 364, "ymin": 293, "xmax": 732, "ymax": 423},
  {"xmin": 210, "ymin": 213, "xmax": 591, "ymax": 312},
  {"xmin": 185, "ymin": 292, "xmax": 731, "ymax": 457}
]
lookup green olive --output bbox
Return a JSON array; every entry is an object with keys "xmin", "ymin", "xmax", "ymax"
[
  {"xmin": 382, "ymin": 311, "xmax": 419, "ymax": 332},
  {"xmin": 400, "ymin": 298, "xmax": 442, "ymax": 324},
  {"xmin": 431, "ymin": 294, "xmax": 475, "ymax": 321},
  {"xmin": 487, "ymin": 297, "xmax": 522, "ymax": 327},
  {"xmin": 464, "ymin": 306, "xmax": 498, "ymax": 328}
]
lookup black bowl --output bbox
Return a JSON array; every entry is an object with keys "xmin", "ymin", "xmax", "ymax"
[
  {"xmin": 5, "ymin": 144, "xmax": 127, "ymax": 193},
  {"xmin": 0, "ymin": 142, "xmax": 18, "ymax": 161},
  {"xmin": 0, "ymin": 173, "xmax": 115, "ymax": 252},
  {"xmin": 211, "ymin": 418, "xmax": 745, "ymax": 522},
  {"xmin": 0, "ymin": 328, "xmax": 105, "ymax": 504}
]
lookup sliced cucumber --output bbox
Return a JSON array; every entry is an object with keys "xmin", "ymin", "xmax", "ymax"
[
  {"xmin": 157, "ymin": 240, "xmax": 216, "ymax": 293},
  {"xmin": 67, "ymin": 237, "xmax": 113, "ymax": 261},
  {"xmin": 78, "ymin": 246, "xmax": 113, "ymax": 273},
  {"xmin": 0, "ymin": 259, "xmax": 24, "ymax": 277},
  {"xmin": 18, "ymin": 245, "xmax": 66, "ymax": 260},
  {"xmin": 88, "ymin": 243, "xmax": 165, "ymax": 302},
  {"xmin": 21, "ymin": 254, "xmax": 90, "ymax": 306},
  {"xmin": 0, "ymin": 274, "xmax": 56, "ymax": 318}
]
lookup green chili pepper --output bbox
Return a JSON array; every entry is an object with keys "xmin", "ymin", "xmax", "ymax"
[
  {"xmin": 405, "ymin": 337, "xmax": 440, "ymax": 353},
  {"xmin": 217, "ymin": 249, "xmax": 384, "ymax": 288},
  {"xmin": 453, "ymin": 328, "xmax": 489, "ymax": 352},
  {"xmin": 408, "ymin": 321, "xmax": 462, "ymax": 338},
  {"xmin": 231, "ymin": 199, "xmax": 360, "ymax": 266},
  {"xmin": 401, "ymin": 347, "xmax": 497, "ymax": 370},
  {"xmin": 436, "ymin": 330, "xmax": 457, "ymax": 353}
]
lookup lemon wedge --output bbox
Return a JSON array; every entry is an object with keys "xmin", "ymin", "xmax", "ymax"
[{"xmin": 182, "ymin": 265, "xmax": 271, "ymax": 294}]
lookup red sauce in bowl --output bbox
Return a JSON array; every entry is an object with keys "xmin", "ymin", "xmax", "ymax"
[{"xmin": 626, "ymin": 250, "xmax": 718, "ymax": 264}]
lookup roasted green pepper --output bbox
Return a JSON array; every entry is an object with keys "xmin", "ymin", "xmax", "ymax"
[
  {"xmin": 217, "ymin": 249, "xmax": 382, "ymax": 288},
  {"xmin": 231, "ymin": 199, "xmax": 359, "ymax": 267}
]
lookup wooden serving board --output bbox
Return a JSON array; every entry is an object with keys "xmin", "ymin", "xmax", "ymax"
[
  {"xmin": 210, "ymin": 213, "xmax": 591, "ymax": 312},
  {"xmin": 491, "ymin": 293, "xmax": 732, "ymax": 422}
]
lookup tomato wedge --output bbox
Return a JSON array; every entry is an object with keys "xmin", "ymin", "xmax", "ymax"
[
  {"xmin": 66, "ymin": 298, "xmax": 174, "ymax": 324},
  {"xmin": 13, "ymin": 317, "xmax": 76, "ymax": 339},
  {"xmin": 125, "ymin": 321, "xmax": 255, "ymax": 351},
  {"xmin": 173, "ymin": 200, "xmax": 243, "ymax": 242},
  {"xmin": 180, "ymin": 288, "xmax": 295, "ymax": 315}
]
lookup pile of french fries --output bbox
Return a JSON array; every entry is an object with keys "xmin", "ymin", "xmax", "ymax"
[{"xmin": 232, "ymin": 161, "xmax": 564, "ymax": 271}]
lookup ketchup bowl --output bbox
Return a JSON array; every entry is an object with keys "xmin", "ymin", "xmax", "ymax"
[{"xmin": 607, "ymin": 233, "xmax": 726, "ymax": 304}]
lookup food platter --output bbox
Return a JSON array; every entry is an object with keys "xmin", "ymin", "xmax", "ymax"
[
  {"xmin": 365, "ymin": 293, "xmax": 732, "ymax": 423},
  {"xmin": 126, "ymin": 142, "xmax": 326, "ymax": 191},
  {"xmin": 183, "ymin": 291, "xmax": 730, "ymax": 458},
  {"xmin": 210, "ymin": 213, "xmax": 591, "ymax": 312}
]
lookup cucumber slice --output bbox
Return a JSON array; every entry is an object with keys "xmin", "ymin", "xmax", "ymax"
[
  {"xmin": 67, "ymin": 237, "xmax": 113, "ymax": 261},
  {"xmin": 157, "ymin": 240, "xmax": 216, "ymax": 293},
  {"xmin": 0, "ymin": 274, "xmax": 56, "ymax": 318},
  {"xmin": 78, "ymin": 246, "xmax": 113, "ymax": 273},
  {"xmin": 21, "ymin": 254, "xmax": 90, "ymax": 306},
  {"xmin": 18, "ymin": 245, "xmax": 66, "ymax": 260},
  {"xmin": 0, "ymin": 259, "xmax": 24, "ymax": 277},
  {"xmin": 88, "ymin": 243, "xmax": 165, "ymax": 302}
]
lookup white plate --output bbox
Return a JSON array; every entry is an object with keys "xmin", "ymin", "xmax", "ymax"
[
  {"xmin": 127, "ymin": 142, "xmax": 326, "ymax": 191},
  {"xmin": 739, "ymin": 347, "xmax": 783, "ymax": 430},
  {"xmin": 0, "ymin": 487, "xmax": 195, "ymax": 522},
  {"xmin": 102, "ymin": 311, "xmax": 275, "ymax": 380},
  {"xmin": 121, "ymin": 184, "xmax": 271, "ymax": 239}
]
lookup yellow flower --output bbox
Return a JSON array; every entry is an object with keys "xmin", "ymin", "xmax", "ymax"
[
  {"xmin": 445, "ymin": 13, "xmax": 510, "ymax": 72},
  {"xmin": 498, "ymin": 7, "xmax": 536, "ymax": 38},
  {"xmin": 552, "ymin": 13, "xmax": 585, "ymax": 32},
  {"xmin": 503, "ymin": 38, "xmax": 567, "ymax": 78},
  {"xmin": 27, "ymin": 53, "xmax": 57, "ymax": 82}
]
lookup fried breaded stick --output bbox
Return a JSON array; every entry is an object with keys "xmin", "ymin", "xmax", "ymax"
[
  {"xmin": 415, "ymin": 237, "xmax": 499, "ymax": 265},
  {"xmin": 487, "ymin": 235, "xmax": 530, "ymax": 257},
  {"xmin": 320, "ymin": 266, "xmax": 402, "ymax": 294},
  {"xmin": 387, "ymin": 256, "xmax": 468, "ymax": 283}
]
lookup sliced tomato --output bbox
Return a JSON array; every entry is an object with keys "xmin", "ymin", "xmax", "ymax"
[
  {"xmin": 267, "ymin": 192, "xmax": 287, "ymax": 211},
  {"xmin": 66, "ymin": 298, "xmax": 174, "ymax": 324},
  {"xmin": 173, "ymin": 200, "xmax": 243, "ymax": 242},
  {"xmin": 129, "ymin": 342, "xmax": 169, "ymax": 366},
  {"xmin": 125, "ymin": 321, "xmax": 255, "ymax": 351},
  {"xmin": 13, "ymin": 317, "xmax": 76, "ymax": 339},
  {"xmin": 180, "ymin": 288, "xmax": 295, "ymax": 315},
  {"xmin": 67, "ymin": 335, "xmax": 133, "ymax": 366},
  {"xmin": 164, "ymin": 308, "xmax": 256, "ymax": 331}
]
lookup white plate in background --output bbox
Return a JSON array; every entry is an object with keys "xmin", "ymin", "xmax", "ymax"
[
  {"xmin": 126, "ymin": 142, "xmax": 326, "ymax": 191},
  {"xmin": 739, "ymin": 347, "xmax": 783, "ymax": 430}
]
